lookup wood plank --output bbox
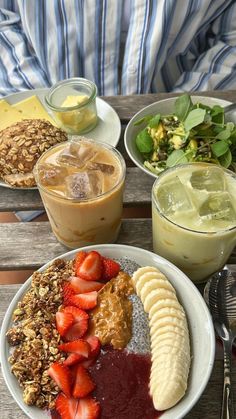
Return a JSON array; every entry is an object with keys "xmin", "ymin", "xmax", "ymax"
[
  {"xmin": 0, "ymin": 286, "xmax": 235, "ymax": 419},
  {"xmin": 1, "ymin": 219, "xmax": 236, "ymax": 271},
  {"xmin": 0, "ymin": 168, "xmax": 154, "ymax": 212},
  {"xmin": 0, "ymin": 219, "xmax": 152, "ymax": 270},
  {"xmin": 103, "ymin": 90, "xmax": 236, "ymax": 122}
]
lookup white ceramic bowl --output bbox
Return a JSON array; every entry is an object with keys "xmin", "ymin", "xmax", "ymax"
[
  {"xmin": 124, "ymin": 95, "xmax": 235, "ymax": 179},
  {"xmin": 0, "ymin": 244, "xmax": 215, "ymax": 419}
]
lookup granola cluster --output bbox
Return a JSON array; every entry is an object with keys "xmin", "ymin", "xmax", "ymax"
[{"xmin": 6, "ymin": 259, "xmax": 74, "ymax": 409}]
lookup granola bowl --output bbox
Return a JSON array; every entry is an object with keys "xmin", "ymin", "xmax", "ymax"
[{"xmin": 0, "ymin": 244, "xmax": 215, "ymax": 419}]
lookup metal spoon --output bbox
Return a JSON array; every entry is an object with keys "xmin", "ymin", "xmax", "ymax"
[{"xmin": 204, "ymin": 267, "xmax": 236, "ymax": 419}]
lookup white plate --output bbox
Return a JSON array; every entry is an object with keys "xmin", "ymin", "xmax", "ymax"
[
  {"xmin": 0, "ymin": 88, "xmax": 121, "ymax": 189},
  {"xmin": 0, "ymin": 244, "xmax": 215, "ymax": 419},
  {"xmin": 124, "ymin": 95, "xmax": 235, "ymax": 179}
]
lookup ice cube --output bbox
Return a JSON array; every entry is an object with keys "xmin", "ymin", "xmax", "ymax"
[
  {"xmin": 76, "ymin": 142, "xmax": 97, "ymax": 162},
  {"xmin": 199, "ymin": 192, "xmax": 236, "ymax": 222},
  {"xmin": 58, "ymin": 142, "xmax": 97, "ymax": 168},
  {"xmin": 190, "ymin": 167, "xmax": 225, "ymax": 192},
  {"xmin": 87, "ymin": 161, "xmax": 115, "ymax": 174},
  {"xmin": 157, "ymin": 176, "xmax": 193, "ymax": 215},
  {"xmin": 65, "ymin": 170, "xmax": 103, "ymax": 199},
  {"xmin": 38, "ymin": 164, "xmax": 68, "ymax": 186}
]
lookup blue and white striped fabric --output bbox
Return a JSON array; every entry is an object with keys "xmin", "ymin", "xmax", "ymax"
[{"xmin": 0, "ymin": 0, "xmax": 236, "ymax": 96}]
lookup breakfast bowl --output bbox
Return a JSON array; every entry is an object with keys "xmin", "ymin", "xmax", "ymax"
[
  {"xmin": 0, "ymin": 244, "xmax": 215, "ymax": 419},
  {"xmin": 124, "ymin": 95, "xmax": 236, "ymax": 179},
  {"xmin": 45, "ymin": 78, "xmax": 98, "ymax": 135}
]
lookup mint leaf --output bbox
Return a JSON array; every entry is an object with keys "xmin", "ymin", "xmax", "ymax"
[
  {"xmin": 149, "ymin": 114, "xmax": 161, "ymax": 128},
  {"xmin": 174, "ymin": 94, "xmax": 192, "ymax": 121},
  {"xmin": 136, "ymin": 129, "xmax": 153, "ymax": 153},
  {"xmin": 184, "ymin": 108, "xmax": 206, "ymax": 131},
  {"xmin": 211, "ymin": 140, "xmax": 229, "ymax": 157},
  {"xmin": 219, "ymin": 149, "xmax": 232, "ymax": 168},
  {"xmin": 134, "ymin": 115, "xmax": 152, "ymax": 126},
  {"xmin": 166, "ymin": 149, "xmax": 188, "ymax": 167}
]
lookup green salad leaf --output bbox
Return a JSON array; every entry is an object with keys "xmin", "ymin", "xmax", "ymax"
[
  {"xmin": 211, "ymin": 140, "xmax": 229, "ymax": 157},
  {"xmin": 184, "ymin": 108, "xmax": 206, "ymax": 131},
  {"xmin": 136, "ymin": 128, "xmax": 153, "ymax": 153},
  {"xmin": 210, "ymin": 105, "xmax": 224, "ymax": 125},
  {"xmin": 149, "ymin": 114, "xmax": 161, "ymax": 128},
  {"xmin": 174, "ymin": 94, "xmax": 192, "ymax": 121},
  {"xmin": 134, "ymin": 115, "xmax": 152, "ymax": 126},
  {"xmin": 166, "ymin": 150, "xmax": 188, "ymax": 167},
  {"xmin": 218, "ymin": 149, "xmax": 232, "ymax": 168},
  {"xmin": 215, "ymin": 127, "xmax": 232, "ymax": 141}
]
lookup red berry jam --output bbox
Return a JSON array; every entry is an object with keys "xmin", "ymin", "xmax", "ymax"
[{"xmin": 89, "ymin": 346, "xmax": 162, "ymax": 419}]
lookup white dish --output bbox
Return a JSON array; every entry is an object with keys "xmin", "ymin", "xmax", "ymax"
[
  {"xmin": 0, "ymin": 244, "xmax": 215, "ymax": 419},
  {"xmin": 124, "ymin": 95, "xmax": 235, "ymax": 179},
  {"xmin": 0, "ymin": 88, "xmax": 121, "ymax": 189}
]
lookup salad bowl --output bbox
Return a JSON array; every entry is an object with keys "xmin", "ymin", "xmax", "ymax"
[{"xmin": 124, "ymin": 95, "xmax": 236, "ymax": 178}]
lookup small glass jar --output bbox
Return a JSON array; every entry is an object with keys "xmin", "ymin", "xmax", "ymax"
[{"xmin": 45, "ymin": 77, "xmax": 98, "ymax": 135}]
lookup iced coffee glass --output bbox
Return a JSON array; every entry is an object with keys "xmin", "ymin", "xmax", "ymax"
[
  {"xmin": 152, "ymin": 163, "xmax": 236, "ymax": 283},
  {"xmin": 34, "ymin": 138, "xmax": 126, "ymax": 249}
]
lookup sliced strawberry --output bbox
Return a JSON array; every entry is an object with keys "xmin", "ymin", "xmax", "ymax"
[
  {"xmin": 64, "ymin": 321, "xmax": 88, "ymax": 341},
  {"xmin": 56, "ymin": 311, "xmax": 74, "ymax": 337},
  {"xmin": 86, "ymin": 336, "xmax": 101, "ymax": 359},
  {"xmin": 102, "ymin": 257, "xmax": 120, "ymax": 281},
  {"xmin": 77, "ymin": 251, "xmax": 102, "ymax": 281},
  {"xmin": 77, "ymin": 397, "xmax": 101, "ymax": 419},
  {"xmin": 48, "ymin": 362, "xmax": 71, "ymax": 397},
  {"xmin": 72, "ymin": 365, "xmax": 95, "ymax": 398},
  {"xmin": 62, "ymin": 282, "xmax": 75, "ymax": 305},
  {"xmin": 69, "ymin": 291, "xmax": 98, "ymax": 310},
  {"xmin": 59, "ymin": 340, "xmax": 90, "ymax": 358},
  {"xmin": 55, "ymin": 393, "xmax": 78, "ymax": 419},
  {"xmin": 70, "ymin": 276, "xmax": 103, "ymax": 293},
  {"xmin": 74, "ymin": 251, "xmax": 87, "ymax": 276},
  {"xmin": 63, "ymin": 306, "xmax": 89, "ymax": 323},
  {"xmin": 63, "ymin": 306, "xmax": 89, "ymax": 340},
  {"xmin": 81, "ymin": 357, "xmax": 97, "ymax": 369},
  {"xmin": 64, "ymin": 353, "xmax": 84, "ymax": 367}
]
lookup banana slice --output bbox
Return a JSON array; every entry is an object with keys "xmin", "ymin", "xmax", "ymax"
[
  {"xmin": 135, "ymin": 271, "xmax": 173, "ymax": 296},
  {"xmin": 143, "ymin": 289, "xmax": 177, "ymax": 312},
  {"xmin": 149, "ymin": 306, "xmax": 185, "ymax": 326},
  {"xmin": 132, "ymin": 266, "xmax": 159, "ymax": 286},
  {"xmin": 149, "ymin": 298, "xmax": 183, "ymax": 318},
  {"xmin": 150, "ymin": 317, "xmax": 188, "ymax": 338},
  {"xmin": 151, "ymin": 339, "xmax": 190, "ymax": 356},
  {"xmin": 132, "ymin": 266, "xmax": 190, "ymax": 411}
]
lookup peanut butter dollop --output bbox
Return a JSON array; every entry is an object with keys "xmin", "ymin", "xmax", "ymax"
[{"xmin": 89, "ymin": 271, "xmax": 134, "ymax": 349}]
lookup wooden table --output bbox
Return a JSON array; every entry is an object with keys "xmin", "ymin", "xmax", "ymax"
[{"xmin": 1, "ymin": 90, "xmax": 236, "ymax": 418}]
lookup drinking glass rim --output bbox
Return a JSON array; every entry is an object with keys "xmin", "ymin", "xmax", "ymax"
[
  {"xmin": 33, "ymin": 138, "xmax": 126, "ymax": 203},
  {"xmin": 152, "ymin": 162, "xmax": 236, "ymax": 235},
  {"xmin": 45, "ymin": 77, "xmax": 97, "ymax": 112}
]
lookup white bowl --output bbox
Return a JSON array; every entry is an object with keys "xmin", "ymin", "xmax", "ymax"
[
  {"xmin": 124, "ymin": 95, "xmax": 234, "ymax": 178},
  {"xmin": 0, "ymin": 244, "xmax": 215, "ymax": 419}
]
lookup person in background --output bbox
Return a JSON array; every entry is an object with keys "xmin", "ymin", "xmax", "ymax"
[{"xmin": 0, "ymin": 0, "xmax": 236, "ymax": 98}]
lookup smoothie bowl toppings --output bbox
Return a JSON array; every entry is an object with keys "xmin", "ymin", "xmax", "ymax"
[{"xmin": 6, "ymin": 250, "xmax": 191, "ymax": 418}]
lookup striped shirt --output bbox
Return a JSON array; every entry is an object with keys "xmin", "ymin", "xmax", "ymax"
[{"xmin": 0, "ymin": 0, "xmax": 236, "ymax": 97}]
